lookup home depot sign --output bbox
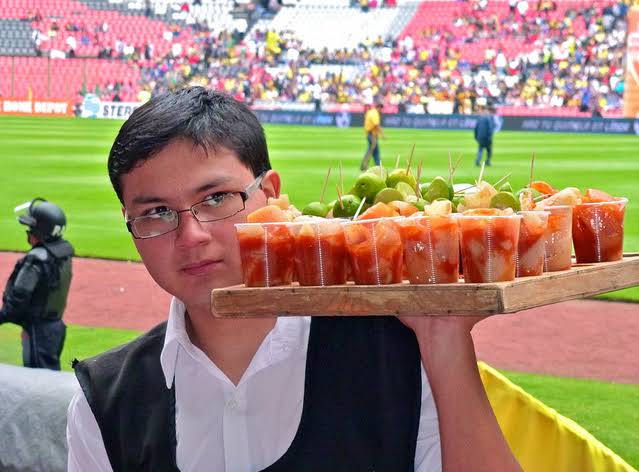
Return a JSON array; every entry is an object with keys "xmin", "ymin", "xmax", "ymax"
[{"xmin": 0, "ymin": 99, "xmax": 72, "ymax": 116}]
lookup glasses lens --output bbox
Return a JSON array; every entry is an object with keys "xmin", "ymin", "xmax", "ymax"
[
  {"xmin": 132, "ymin": 211, "xmax": 178, "ymax": 238},
  {"xmin": 193, "ymin": 193, "xmax": 244, "ymax": 222}
]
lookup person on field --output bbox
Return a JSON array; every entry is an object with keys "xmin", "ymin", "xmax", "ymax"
[
  {"xmin": 360, "ymin": 100, "xmax": 385, "ymax": 171},
  {"xmin": 67, "ymin": 87, "xmax": 521, "ymax": 472},
  {"xmin": 474, "ymin": 105, "xmax": 496, "ymax": 166},
  {"xmin": 0, "ymin": 198, "xmax": 73, "ymax": 371}
]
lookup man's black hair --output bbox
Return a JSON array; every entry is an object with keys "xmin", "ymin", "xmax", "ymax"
[{"xmin": 108, "ymin": 87, "xmax": 271, "ymax": 203}]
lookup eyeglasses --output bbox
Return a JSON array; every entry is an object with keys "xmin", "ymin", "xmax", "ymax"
[{"xmin": 126, "ymin": 172, "xmax": 266, "ymax": 239}]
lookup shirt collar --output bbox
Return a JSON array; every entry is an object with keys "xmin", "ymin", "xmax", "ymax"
[{"xmin": 159, "ymin": 297, "xmax": 310, "ymax": 389}]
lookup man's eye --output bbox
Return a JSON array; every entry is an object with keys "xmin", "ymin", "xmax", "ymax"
[
  {"xmin": 202, "ymin": 193, "xmax": 231, "ymax": 207},
  {"xmin": 145, "ymin": 207, "xmax": 174, "ymax": 219}
]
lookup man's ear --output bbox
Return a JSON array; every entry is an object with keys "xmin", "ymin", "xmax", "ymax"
[{"xmin": 260, "ymin": 170, "xmax": 281, "ymax": 200}]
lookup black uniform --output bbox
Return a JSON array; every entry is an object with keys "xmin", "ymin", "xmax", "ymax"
[{"xmin": 1, "ymin": 239, "xmax": 73, "ymax": 370}]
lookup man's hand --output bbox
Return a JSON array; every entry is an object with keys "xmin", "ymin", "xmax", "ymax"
[
  {"xmin": 398, "ymin": 314, "xmax": 486, "ymax": 365},
  {"xmin": 398, "ymin": 314, "xmax": 523, "ymax": 472}
]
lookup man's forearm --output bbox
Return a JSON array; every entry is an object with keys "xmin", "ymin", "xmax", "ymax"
[{"xmin": 418, "ymin": 330, "xmax": 522, "ymax": 472}]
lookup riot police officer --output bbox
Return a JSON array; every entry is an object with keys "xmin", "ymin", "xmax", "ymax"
[{"xmin": 0, "ymin": 198, "xmax": 74, "ymax": 370}]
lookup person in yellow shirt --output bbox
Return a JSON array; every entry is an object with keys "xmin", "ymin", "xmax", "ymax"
[{"xmin": 360, "ymin": 101, "xmax": 385, "ymax": 171}]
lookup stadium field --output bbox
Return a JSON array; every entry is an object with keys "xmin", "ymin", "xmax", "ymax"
[
  {"xmin": 1, "ymin": 116, "xmax": 637, "ymax": 298},
  {"xmin": 1, "ymin": 116, "xmax": 638, "ymax": 466}
]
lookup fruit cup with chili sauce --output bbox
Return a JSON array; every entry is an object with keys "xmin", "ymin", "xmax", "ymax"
[
  {"xmin": 572, "ymin": 190, "xmax": 628, "ymax": 263},
  {"xmin": 398, "ymin": 214, "xmax": 459, "ymax": 284},
  {"xmin": 458, "ymin": 209, "xmax": 522, "ymax": 283},
  {"xmin": 516, "ymin": 210, "xmax": 549, "ymax": 277},
  {"xmin": 235, "ymin": 221, "xmax": 296, "ymax": 287},
  {"xmin": 342, "ymin": 217, "xmax": 404, "ymax": 285},
  {"xmin": 540, "ymin": 205, "xmax": 573, "ymax": 272},
  {"xmin": 290, "ymin": 218, "xmax": 348, "ymax": 286}
]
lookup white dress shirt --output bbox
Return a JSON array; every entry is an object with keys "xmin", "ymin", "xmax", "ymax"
[{"xmin": 67, "ymin": 298, "xmax": 442, "ymax": 471}]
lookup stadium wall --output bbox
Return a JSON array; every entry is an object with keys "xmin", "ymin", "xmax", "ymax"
[{"xmin": 8, "ymin": 97, "xmax": 635, "ymax": 136}]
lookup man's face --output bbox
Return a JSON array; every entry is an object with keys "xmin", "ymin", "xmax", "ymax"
[{"xmin": 120, "ymin": 138, "xmax": 280, "ymax": 313}]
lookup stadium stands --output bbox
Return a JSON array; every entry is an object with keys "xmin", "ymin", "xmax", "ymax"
[{"xmin": 0, "ymin": 0, "xmax": 633, "ymax": 116}]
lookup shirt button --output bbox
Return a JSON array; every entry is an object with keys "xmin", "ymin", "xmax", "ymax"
[{"xmin": 227, "ymin": 398, "xmax": 239, "ymax": 410}]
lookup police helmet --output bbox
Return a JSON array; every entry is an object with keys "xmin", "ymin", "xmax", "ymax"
[{"xmin": 17, "ymin": 198, "xmax": 67, "ymax": 242}]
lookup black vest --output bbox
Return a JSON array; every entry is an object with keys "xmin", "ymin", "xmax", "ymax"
[{"xmin": 73, "ymin": 316, "xmax": 422, "ymax": 472}]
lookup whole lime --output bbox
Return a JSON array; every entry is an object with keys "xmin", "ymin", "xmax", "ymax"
[
  {"xmin": 302, "ymin": 201, "xmax": 330, "ymax": 218},
  {"xmin": 333, "ymin": 195, "xmax": 363, "ymax": 218},
  {"xmin": 353, "ymin": 172, "xmax": 386, "ymax": 202}
]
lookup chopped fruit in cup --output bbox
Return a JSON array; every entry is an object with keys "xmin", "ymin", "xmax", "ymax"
[
  {"xmin": 399, "ymin": 215, "xmax": 459, "ymax": 284},
  {"xmin": 458, "ymin": 209, "xmax": 521, "ymax": 283},
  {"xmin": 356, "ymin": 202, "xmax": 399, "ymax": 220},
  {"xmin": 517, "ymin": 211, "xmax": 549, "ymax": 277},
  {"xmin": 343, "ymin": 218, "xmax": 403, "ymax": 285},
  {"xmin": 457, "ymin": 181, "xmax": 498, "ymax": 212},
  {"xmin": 267, "ymin": 194, "xmax": 290, "ymax": 210},
  {"xmin": 388, "ymin": 200, "xmax": 419, "ymax": 217},
  {"xmin": 236, "ymin": 222, "xmax": 295, "ymax": 287},
  {"xmin": 246, "ymin": 205, "xmax": 290, "ymax": 223},
  {"xmin": 572, "ymin": 197, "xmax": 627, "ymax": 263},
  {"xmin": 582, "ymin": 188, "xmax": 615, "ymax": 204},
  {"xmin": 540, "ymin": 205, "xmax": 573, "ymax": 272},
  {"xmin": 424, "ymin": 199, "xmax": 453, "ymax": 216},
  {"xmin": 535, "ymin": 187, "xmax": 583, "ymax": 208},
  {"xmin": 530, "ymin": 180, "xmax": 558, "ymax": 196},
  {"xmin": 292, "ymin": 220, "xmax": 348, "ymax": 286}
]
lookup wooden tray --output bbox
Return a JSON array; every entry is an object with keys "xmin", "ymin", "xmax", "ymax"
[{"xmin": 211, "ymin": 254, "xmax": 639, "ymax": 317}]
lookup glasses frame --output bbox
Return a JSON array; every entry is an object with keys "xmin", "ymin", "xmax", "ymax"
[{"xmin": 126, "ymin": 171, "xmax": 267, "ymax": 239}]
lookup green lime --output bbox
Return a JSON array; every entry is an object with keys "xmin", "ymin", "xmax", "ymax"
[
  {"xmin": 451, "ymin": 196, "xmax": 462, "ymax": 213},
  {"xmin": 353, "ymin": 172, "xmax": 386, "ymax": 202},
  {"xmin": 425, "ymin": 176, "xmax": 450, "ymax": 202},
  {"xmin": 333, "ymin": 195, "xmax": 362, "ymax": 218},
  {"xmin": 366, "ymin": 165, "xmax": 388, "ymax": 181},
  {"xmin": 395, "ymin": 181, "xmax": 418, "ymax": 197},
  {"xmin": 499, "ymin": 181, "xmax": 514, "ymax": 193},
  {"xmin": 414, "ymin": 198, "xmax": 428, "ymax": 211},
  {"xmin": 373, "ymin": 187, "xmax": 405, "ymax": 204},
  {"xmin": 490, "ymin": 191, "xmax": 520, "ymax": 211},
  {"xmin": 302, "ymin": 201, "xmax": 330, "ymax": 218},
  {"xmin": 516, "ymin": 187, "xmax": 542, "ymax": 200},
  {"xmin": 386, "ymin": 168, "xmax": 417, "ymax": 189}
]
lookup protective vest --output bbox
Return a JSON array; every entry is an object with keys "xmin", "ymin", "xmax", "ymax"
[
  {"xmin": 74, "ymin": 316, "xmax": 422, "ymax": 472},
  {"xmin": 2, "ymin": 239, "xmax": 73, "ymax": 324}
]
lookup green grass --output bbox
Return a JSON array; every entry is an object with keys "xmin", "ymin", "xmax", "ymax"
[
  {"xmin": 0, "ymin": 116, "xmax": 638, "ymax": 466},
  {"xmin": 0, "ymin": 116, "xmax": 636, "ymax": 299},
  {"xmin": 0, "ymin": 322, "xmax": 636, "ymax": 467},
  {"xmin": 502, "ymin": 370, "xmax": 639, "ymax": 468},
  {"xmin": 0, "ymin": 323, "xmax": 140, "ymax": 369}
]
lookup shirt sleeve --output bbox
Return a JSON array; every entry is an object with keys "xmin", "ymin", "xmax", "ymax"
[
  {"xmin": 0, "ymin": 261, "xmax": 41, "ymax": 325},
  {"xmin": 414, "ymin": 365, "xmax": 442, "ymax": 472},
  {"xmin": 67, "ymin": 387, "xmax": 114, "ymax": 472}
]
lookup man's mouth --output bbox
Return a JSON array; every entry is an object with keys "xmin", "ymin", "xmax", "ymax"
[{"xmin": 181, "ymin": 259, "xmax": 222, "ymax": 276}]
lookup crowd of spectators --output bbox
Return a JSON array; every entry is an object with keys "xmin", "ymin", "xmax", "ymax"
[
  {"xmin": 25, "ymin": 0, "xmax": 635, "ymax": 114},
  {"xmin": 133, "ymin": 0, "xmax": 633, "ymax": 115}
]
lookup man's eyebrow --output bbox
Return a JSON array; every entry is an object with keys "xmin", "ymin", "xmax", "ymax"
[{"xmin": 130, "ymin": 176, "xmax": 234, "ymax": 206}]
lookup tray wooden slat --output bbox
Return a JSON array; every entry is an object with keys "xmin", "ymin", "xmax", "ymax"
[{"xmin": 211, "ymin": 254, "xmax": 639, "ymax": 317}]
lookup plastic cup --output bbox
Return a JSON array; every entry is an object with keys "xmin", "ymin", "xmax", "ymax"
[
  {"xmin": 342, "ymin": 217, "xmax": 403, "ymax": 285},
  {"xmin": 572, "ymin": 198, "xmax": 627, "ymax": 263},
  {"xmin": 516, "ymin": 211, "xmax": 549, "ymax": 277},
  {"xmin": 398, "ymin": 214, "xmax": 459, "ymax": 284},
  {"xmin": 458, "ymin": 213, "xmax": 522, "ymax": 283},
  {"xmin": 290, "ymin": 219, "xmax": 348, "ymax": 286},
  {"xmin": 543, "ymin": 205, "xmax": 573, "ymax": 272},
  {"xmin": 235, "ymin": 222, "xmax": 295, "ymax": 287}
]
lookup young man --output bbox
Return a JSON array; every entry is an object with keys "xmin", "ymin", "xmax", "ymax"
[
  {"xmin": 360, "ymin": 101, "xmax": 385, "ymax": 171},
  {"xmin": 67, "ymin": 87, "xmax": 521, "ymax": 471},
  {"xmin": 474, "ymin": 106, "xmax": 496, "ymax": 167},
  {"xmin": 0, "ymin": 198, "xmax": 73, "ymax": 371}
]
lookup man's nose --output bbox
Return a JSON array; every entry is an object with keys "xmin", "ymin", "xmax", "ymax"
[{"xmin": 174, "ymin": 211, "xmax": 212, "ymax": 248}]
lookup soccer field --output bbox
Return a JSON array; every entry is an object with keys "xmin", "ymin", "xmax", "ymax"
[
  {"xmin": 1, "ymin": 116, "xmax": 637, "ymax": 298},
  {"xmin": 1, "ymin": 116, "xmax": 639, "ymax": 466}
]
